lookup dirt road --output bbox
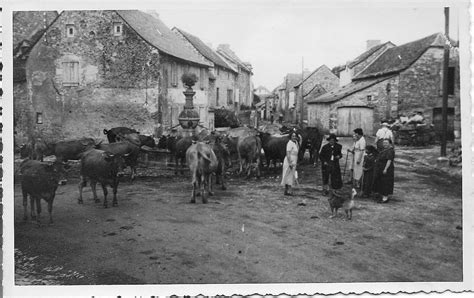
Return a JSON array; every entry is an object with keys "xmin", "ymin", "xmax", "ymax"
[{"xmin": 13, "ymin": 145, "xmax": 463, "ymax": 284}]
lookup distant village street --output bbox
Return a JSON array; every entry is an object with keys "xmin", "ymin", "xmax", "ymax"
[{"xmin": 10, "ymin": 7, "xmax": 464, "ymax": 287}]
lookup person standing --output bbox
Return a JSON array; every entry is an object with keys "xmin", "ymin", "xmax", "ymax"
[
  {"xmin": 373, "ymin": 139, "xmax": 395, "ymax": 203},
  {"xmin": 361, "ymin": 145, "xmax": 377, "ymax": 198},
  {"xmin": 348, "ymin": 128, "xmax": 366, "ymax": 188},
  {"xmin": 281, "ymin": 131, "xmax": 299, "ymax": 196},
  {"xmin": 319, "ymin": 134, "xmax": 343, "ymax": 195},
  {"xmin": 374, "ymin": 122, "xmax": 394, "ymax": 151}
]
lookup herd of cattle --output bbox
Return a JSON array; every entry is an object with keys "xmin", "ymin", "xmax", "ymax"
[{"xmin": 16, "ymin": 125, "xmax": 323, "ymax": 225}]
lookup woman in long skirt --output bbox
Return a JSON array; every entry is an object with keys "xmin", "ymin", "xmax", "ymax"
[
  {"xmin": 373, "ymin": 139, "xmax": 395, "ymax": 203},
  {"xmin": 348, "ymin": 128, "xmax": 366, "ymax": 188},
  {"xmin": 361, "ymin": 145, "xmax": 377, "ymax": 198},
  {"xmin": 281, "ymin": 132, "xmax": 299, "ymax": 195}
]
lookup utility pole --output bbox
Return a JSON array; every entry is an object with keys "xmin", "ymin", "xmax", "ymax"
[
  {"xmin": 441, "ymin": 7, "xmax": 450, "ymax": 156},
  {"xmin": 300, "ymin": 57, "xmax": 304, "ymax": 127}
]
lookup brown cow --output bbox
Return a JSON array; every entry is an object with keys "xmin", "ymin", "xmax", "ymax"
[
  {"xmin": 186, "ymin": 141, "xmax": 218, "ymax": 203},
  {"xmin": 78, "ymin": 149, "xmax": 128, "ymax": 208},
  {"xmin": 20, "ymin": 159, "xmax": 66, "ymax": 225},
  {"xmin": 237, "ymin": 135, "xmax": 262, "ymax": 179}
]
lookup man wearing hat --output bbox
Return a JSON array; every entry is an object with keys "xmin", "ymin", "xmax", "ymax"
[
  {"xmin": 319, "ymin": 134, "xmax": 343, "ymax": 195},
  {"xmin": 375, "ymin": 121, "xmax": 394, "ymax": 151}
]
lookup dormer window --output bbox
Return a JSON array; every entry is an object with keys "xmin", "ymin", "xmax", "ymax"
[
  {"xmin": 113, "ymin": 22, "xmax": 123, "ymax": 36},
  {"xmin": 66, "ymin": 24, "xmax": 75, "ymax": 37}
]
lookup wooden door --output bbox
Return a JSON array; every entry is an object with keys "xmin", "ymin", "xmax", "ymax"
[{"xmin": 337, "ymin": 107, "xmax": 374, "ymax": 136}]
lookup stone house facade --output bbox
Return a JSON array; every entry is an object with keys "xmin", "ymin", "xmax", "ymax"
[
  {"xmin": 308, "ymin": 33, "xmax": 460, "ymax": 139},
  {"xmin": 18, "ymin": 10, "xmax": 213, "ymax": 142},
  {"xmin": 216, "ymin": 44, "xmax": 253, "ymax": 110},
  {"xmin": 293, "ymin": 65, "xmax": 339, "ymax": 124},
  {"xmin": 338, "ymin": 41, "xmax": 395, "ymax": 87},
  {"xmin": 172, "ymin": 27, "xmax": 238, "ymax": 119},
  {"xmin": 13, "ymin": 11, "xmax": 59, "ymax": 142}
]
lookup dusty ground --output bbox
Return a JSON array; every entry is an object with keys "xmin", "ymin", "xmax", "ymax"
[{"xmin": 13, "ymin": 140, "xmax": 463, "ymax": 285}]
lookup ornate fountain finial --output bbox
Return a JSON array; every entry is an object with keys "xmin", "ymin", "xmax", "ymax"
[{"xmin": 178, "ymin": 72, "xmax": 200, "ymax": 129}]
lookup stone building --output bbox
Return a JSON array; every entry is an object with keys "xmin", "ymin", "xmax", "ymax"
[
  {"xmin": 274, "ymin": 71, "xmax": 311, "ymax": 122},
  {"xmin": 307, "ymin": 33, "xmax": 460, "ymax": 139},
  {"xmin": 172, "ymin": 27, "xmax": 239, "ymax": 120},
  {"xmin": 338, "ymin": 41, "xmax": 395, "ymax": 87},
  {"xmin": 293, "ymin": 65, "xmax": 339, "ymax": 124},
  {"xmin": 17, "ymin": 10, "xmax": 213, "ymax": 142},
  {"xmin": 216, "ymin": 44, "xmax": 253, "ymax": 110},
  {"xmin": 13, "ymin": 11, "xmax": 59, "ymax": 142}
]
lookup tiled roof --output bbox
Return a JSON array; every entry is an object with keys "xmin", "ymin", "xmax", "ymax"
[
  {"xmin": 347, "ymin": 42, "xmax": 394, "ymax": 68},
  {"xmin": 294, "ymin": 65, "xmax": 334, "ymax": 88},
  {"xmin": 285, "ymin": 73, "xmax": 304, "ymax": 89},
  {"xmin": 354, "ymin": 33, "xmax": 445, "ymax": 80},
  {"xmin": 174, "ymin": 27, "xmax": 236, "ymax": 72},
  {"xmin": 307, "ymin": 75, "xmax": 394, "ymax": 104},
  {"xmin": 116, "ymin": 10, "xmax": 211, "ymax": 67},
  {"xmin": 217, "ymin": 44, "xmax": 252, "ymax": 73}
]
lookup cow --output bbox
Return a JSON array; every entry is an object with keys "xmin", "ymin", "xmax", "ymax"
[
  {"xmin": 103, "ymin": 127, "xmax": 139, "ymax": 143},
  {"xmin": 137, "ymin": 134, "xmax": 156, "ymax": 148},
  {"xmin": 186, "ymin": 141, "xmax": 218, "ymax": 203},
  {"xmin": 20, "ymin": 159, "xmax": 67, "ymax": 225},
  {"xmin": 174, "ymin": 136, "xmax": 194, "ymax": 175},
  {"xmin": 280, "ymin": 126, "xmax": 323, "ymax": 164},
  {"xmin": 95, "ymin": 141, "xmax": 140, "ymax": 181},
  {"xmin": 209, "ymin": 135, "xmax": 232, "ymax": 190},
  {"xmin": 237, "ymin": 135, "xmax": 262, "ymax": 179},
  {"xmin": 258, "ymin": 132, "xmax": 290, "ymax": 169},
  {"xmin": 78, "ymin": 149, "xmax": 128, "ymax": 208},
  {"xmin": 30, "ymin": 138, "xmax": 98, "ymax": 163}
]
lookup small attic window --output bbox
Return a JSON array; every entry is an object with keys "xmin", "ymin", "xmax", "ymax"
[
  {"xmin": 113, "ymin": 22, "xmax": 123, "ymax": 36},
  {"xmin": 66, "ymin": 24, "xmax": 75, "ymax": 37}
]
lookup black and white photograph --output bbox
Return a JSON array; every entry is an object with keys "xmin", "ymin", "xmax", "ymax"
[{"xmin": 2, "ymin": 0, "xmax": 473, "ymax": 296}]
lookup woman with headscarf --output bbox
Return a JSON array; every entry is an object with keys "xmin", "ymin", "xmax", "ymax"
[
  {"xmin": 373, "ymin": 139, "xmax": 395, "ymax": 203},
  {"xmin": 375, "ymin": 121, "xmax": 394, "ymax": 151},
  {"xmin": 348, "ymin": 128, "xmax": 366, "ymax": 188},
  {"xmin": 281, "ymin": 131, "xmax": 299, "ymax": 196}
]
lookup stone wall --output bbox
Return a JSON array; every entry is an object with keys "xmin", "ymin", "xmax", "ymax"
[
  {"xmin": 13, "ymin": 11, "xmax": 58, "ymax": 47},
  {"xmin": 215, "ymin": 66, "xmax": 237, "ymax": 109},
  {"xmin": 237, "ymin": 69, "xmax": 252, "ymax": 107}
]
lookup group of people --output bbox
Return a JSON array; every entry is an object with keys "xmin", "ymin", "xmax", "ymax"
[{"xmin": 280, "ymin": 122, "xmax": 396, "ymax": 203}]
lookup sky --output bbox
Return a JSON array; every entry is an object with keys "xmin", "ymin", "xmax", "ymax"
[{"xmin": 154, "ymin": 0, "xmax": 463, "ymax": 91}]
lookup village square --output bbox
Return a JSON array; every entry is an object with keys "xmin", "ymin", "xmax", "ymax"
[{"xmin": 5, "ymin": 4, "xmax": 467, "ymax": 290}]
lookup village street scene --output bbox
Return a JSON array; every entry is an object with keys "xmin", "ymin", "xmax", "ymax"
[{"xmin": 7, "ymin": 2, "xmax": 467, "ymax": 291}]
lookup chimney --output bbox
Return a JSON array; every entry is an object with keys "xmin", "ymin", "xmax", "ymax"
[
  {"xmin": 218, "ymin": 44, "xmax": 231, "ymax": 51},
  {"xmin": 146, "ymin": 10, "xmax": 160, "ymax": 20},
  {"xmin": 366, "ymin": 39, "xmax": 381, "ymax": 50}
]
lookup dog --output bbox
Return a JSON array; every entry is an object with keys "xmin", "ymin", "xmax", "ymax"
[{"xmin": 328, "ymin": 188, "xmax": 357, "ymax": 220}]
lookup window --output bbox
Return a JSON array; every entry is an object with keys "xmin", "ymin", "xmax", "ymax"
[
  {"xmin": 36, "ymin": 112, "xmax": 43, "ymax": 124},
  {"xmin": 170, "ymin": 62, "xmax": 178, "ymax": 87},
  {"xmin": 227, "ymin": 89, "xmax": 233, "ymax": 105},
  {"xmin": 113, "ymin": 22, "xmax": 123, "ymax": 36},
  {"xmin": 216, "ymin": 87, "xmax": 220, "ymax": 106},
  {"xmin": 62, "ymin": 62, "xmax": 80, "ymax": 86},
  {"xmin": 66, "ymin": 24, "xmax": 75, "ymax": 37},
  {"xmin": 216, "ymin": 67, "xmax": 220, "ymax": 76},
  {"xmin": 448, "ymin": 67, "xmax": 455, "ymax": 95},
  {"xmin": 367, "ymin": 95, "xmax": 373, "ymax": 102}
]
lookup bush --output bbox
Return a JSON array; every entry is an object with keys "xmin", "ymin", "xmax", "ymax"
[{"xmin": 215, "ymin": 108, "xmax": 240, "ymax": 128}]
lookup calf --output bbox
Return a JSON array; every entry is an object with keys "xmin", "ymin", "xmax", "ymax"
[
  {"xmin": 20, "ymin": 160, "xmax": 66, "ymax": 225},
  {"xmin": 237, "ymin": 135, "xmax": 262, "ymax": 179},
  {"xmin": 103, "ymin": 127, "xmax": 139, "ymax": 143},
  {"xmin": 95, "ymin": 142, "xmax": 140, "ymax": 181},
  {"xmin": 186, "ymin": 142, "xmax": 218, "ymax": 203},
  {"xmin": 78, "ymin": 149, "xmax": 128, "ymax": 208}
]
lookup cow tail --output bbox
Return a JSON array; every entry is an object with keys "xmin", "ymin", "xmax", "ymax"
[{"xmin": 198, "ymin": 151, "xmax": 212, "ymax": 163}]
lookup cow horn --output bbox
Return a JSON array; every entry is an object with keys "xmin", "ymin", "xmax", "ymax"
[{"xmin": 103, "ymin": 129, "xmax": 109, "ymax": 135}]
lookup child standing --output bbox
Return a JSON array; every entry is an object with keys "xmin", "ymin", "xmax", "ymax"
[{"xmin": 361, "ymin": 145, "xmax": 377, "ymax": 198}]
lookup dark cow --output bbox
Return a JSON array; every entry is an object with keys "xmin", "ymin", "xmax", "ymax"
[
  {"xmin": 20, "ymin": 159, "xmax": 66, "ymax": 225},
  {"xmin": 237, "ymin": 135, "xmax": 262, "ymax": 179},
  {"xmin": 186, "ymin": 141, "xmax": 218, "ymax": 203},
  {"xmin": 174, "ymin": 136, "xmax": 194, "ymax": 175},
  {"xmin": 138, "ymin": 134, "xmax": 156, "ymax": 148},
  {"xmin": 258, "ymin": 132, "xmax": 290, "ymax": 168},
  {"xmin": 78, "ymin": 149, "xmax": 128, "ymax": 208},
  {"xmin": 95, "ymin": 141, "xmax": 140, "ymax": 181},
  {"xmin": 280, "ymin": 126, "xmax": 323, "ymax": 164},
  {"xmin": 209, "ymin": 135, "xmax": 232, "ymax": 190},
  {"xmin": 103, "ymin": 127, "xmax": 139, "ymax": 143}
]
